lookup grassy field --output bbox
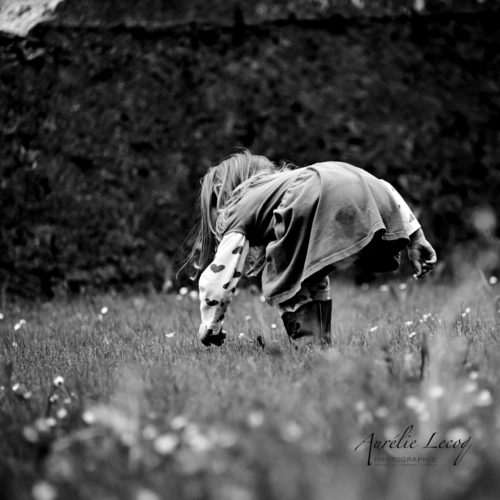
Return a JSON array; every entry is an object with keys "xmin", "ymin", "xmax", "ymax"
[{"xmin": 1, "ymin": 274, "xmax": 500, "ymax": 500}]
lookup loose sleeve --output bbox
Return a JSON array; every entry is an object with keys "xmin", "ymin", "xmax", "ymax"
[
  {"xmin": 198, "ymin": 232, "xmax": 250, "ymax": 342},
  {"xmin": 380, "ymin": 180, "xmax": 421, "ymax": 237}
]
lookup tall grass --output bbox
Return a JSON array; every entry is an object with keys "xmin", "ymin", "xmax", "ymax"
[{"xmin": 1, "ymin": 276, "xmax": 499, "ymax": 500}]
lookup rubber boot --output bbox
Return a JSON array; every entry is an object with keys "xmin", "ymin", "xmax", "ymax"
[{"xmin": 281, "ymin": 300, "xmax": 332, "ymax": 348}]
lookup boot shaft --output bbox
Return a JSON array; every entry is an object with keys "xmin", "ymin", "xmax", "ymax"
[{"xmin": 281, "ymin": 300, "xmax": 332, "ymax": 347}]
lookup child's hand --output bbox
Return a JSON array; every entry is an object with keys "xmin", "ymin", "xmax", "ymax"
[
  {"xmin": 407, "ymin": 229, "xmax": 437, "ymax": 279},
  {"xmin": 198, "ymin": 325, "xmax": 227, "ymax": 347}
]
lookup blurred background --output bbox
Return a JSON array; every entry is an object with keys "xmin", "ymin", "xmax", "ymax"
[{"xmin": 0, "ymin": 0, "xmax": 499, "ymax": 299}]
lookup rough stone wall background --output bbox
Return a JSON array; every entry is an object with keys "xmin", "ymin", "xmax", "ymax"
[{"xmin": 1, "ymin": 4, "xmax": 499, "ymax": 297}]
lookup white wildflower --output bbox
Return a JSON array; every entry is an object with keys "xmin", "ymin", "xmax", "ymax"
[
  {"xmin": 374, "ymin": 406, "xmax": 389, "ymax": 419},
  {"xmin": 14, "ymin": 319, "xmax": 26, "ymax": 331},
  {"xmin": 476, "ymin": 389, "xmax": 493, "ymax": 407},
  {"xmin": 464, "ymin": 380, "xmax": 478, "ymax": 393},
  {"xmin": 100, "ymin": 306, "xmax": 108, "ymax": 315},
  {"xmin": 414, "ymin": 0, "xmax": 425, "ymax": 12},
  {"xmin": 57, "ymin": 408, "xmax": 68, "ymax": 419},
  {"xmin": 53, "ymin": 375, "xmax": 64, "ymax": 387},
  {"xmin": 189, "ymin": 290, "xmax": 198, "ymax": 300},
  {"xmin": 446, "ymin": 427, "xmax": 470, "ymax": 442},
  {"xmin": 379, "ymin": 284, "xmax": 390, "ymax": 292},
  {"xmin": 45, "ymin": 417, "xmax": 57, "ymax": 428},
  {"xmin": 247, "ymin": 411, "xmax": 264, "ymax": 428},
  {"xmin": 136, "ymin": 488, "xmax": 160, "ymax": 500},
  {"xmin": 32, "ymin": 481, "xmax": 57, "ymax": 500},
  {"xmin": 281, "ymin": 421, "xmax": 303, "ymax": 443},
  {"xmin": 165, "ymin": 332, "xmax": 175, "ymax": 338},
  {"xmin": 368, "ymin": 325, "xmax": 378, "ymax": 333},
  {"xmin": 82, "ymin": 410, "xmax": 96, "ymax": 425},
  {"xmin": 428, "ymin": 385, "xmax": 445, "ymax": 399},
  {"xmin": 154, "ymin": 435, "xmax": 179, "ymax": 457},
  {"xmin": 170, "ymin": 415, "xmax": 188, "ymax": 430},
  {"xmin": 179, "ymin": 286, "xmax": 189, "ymax": 296},
  {"xmin": 489, "ymin": 275, "xmax": 498, "ymax": 285},
  {"xmin": 398, "ymin": 283, "xmax": 407, "ymax": 290}
]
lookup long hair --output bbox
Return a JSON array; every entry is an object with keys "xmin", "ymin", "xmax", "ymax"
[{"xmin": 184, "ymin": 150, "xmax": 285, "ymax": 279}]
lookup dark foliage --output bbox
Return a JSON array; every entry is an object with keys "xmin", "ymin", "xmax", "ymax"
[{"xmin": 1, "ymin": 9, "xmax": 499, "ymax": 297}]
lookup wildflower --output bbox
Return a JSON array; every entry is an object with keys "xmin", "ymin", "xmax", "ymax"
[
  {"xmin": 32, "ymin": 481, "xmax": 57, "ymax": 500},
  {"xmin": 368, "ymin": 325, "xmax": 378, "ymax": 333},
  {"xmin": 271, "ymin": 323, "xmax": 277, "ymax": 329},
  {"xmin": 245, "ymin": 315, "xmax": 252, "ymax": 321},
  {"xmin": 189, "ymin": 290, "xmax": 198, "ymax": 300},
  {"xmin": 398, "ymin": 283, "xmax": 407, "ymax": 290},
  {"xmin": 379, "ymin": 284, "xmax": 390, "ymax": 292},
  {"xmin": 63, "ymin": 397, "xmax": 71, "ymax": 405},
  {"xmin": 469, "ymin": 371, "xmax": 479, "ymax": 381},
  {"xmin": 184, "ymin": 425, "xmax": 213, "ymax": 452},
  {"xmin": 136, "ymin": 488, "xmax": 160, "ymax": 500},
  {"xmin": 464, "ymin": 380, "xmax": 478, "ymax": 393},
  {"xmin": 417, "ymin": 410, "xmax": 431, "ymax": 422},
  {"xmin": 247, "ymin": 411, "xmax": 264, "ymax": 428},
  {"xmin": 281, "ymin": 421, "xmax": 303, "ymax": 443},
  {"xmin": 57, "ymin": 408, "xmax": 68, "ymax": 419},
  {"xmin": 53, "ymin": 375, "xmax": 64, "ymax": 387},
  {"xmin": 82, "ymin": 410, "xmax": 96, "ymax": 425},
  {"xmin": 0, "ymin": 312, "xmax": 4, "ymax": 320},
  {"xmin": 259, "ymin": 295, "xmax": 266, "ymax": 303},
  {"xmin": 34, "ymin": 418, "xmax": 51, "ymax": 433},
  {"xmin": 404, "ymin": 321, "xmax": 413, "ymax": 326},
  {"xmin": 12, "ymin": 382, "xmax": 30, "ymax": 399},
  {"xmin": 212, "ymin": 428, "xmax": 238, "ymax": 448},
  {"xmin": 428, "ymin": 385, "xmax": 445, "ymax": 399},
  {"xmin": 405, "ymin": 395, "xmax": 427, "ymax": 415},
  {"xmin": 45, "ymin": 417, "xmax": 57, "ymax": 428},
  {"xmin": 409, "ymin": 331, "xmax": 417, "ymax": 338},
  {"xmin": 12, "ymin": 342, "xmax": 18, "ymax": 348},
  {"xmin": 165, "ymin": 332, "xmax": 175, "ymax": 338},
  {"xmin": 179, "ymin": 286, "xmax": 189, "ymax": 296},
  {"xmin": 422, "ymin": 313, "xmax": 432, "ymax": 321},
  {"xmin": 142, "ymin": 424, "xmax": 158, "ymax": 440},
  {"xmin": 23, "ymin": 426, "xmax": 39, "ymax": 443},
  {"xmin": 14, "ymin": 319, "xmax": 26, "ymax": 331},
  {"xmin": 461, "ymin": 307, "xmax": 471, "ymax": 318},
  {"xmin": 446, "ymin": 427, "xmax": 470, "ymax": 442},
  {"xmin": 351, "ymin": 0, "xmax": 365, "ymax": 11},
  {"xmin": 489, "ymin": 276, "xmax": 498, "ymax": 285},
  {"xmin": 170, "ymin": 415, "xmax": 188, "ymax": 430},
  {"xmin": 374, "ymin": 406, "xmax": 389, "ymax": 419},
  {"xmin": 476, "ymin": 389, "xmax": 493, "ymax": 407},
  {"xmin": 354, "ymin": 400, "xmax": 366, "ymax": 412},
  {"xmin": 414, "ymin": 0, "xmax": 425, "ymax": 13},
  {"xmin": 238, "ymin": 332, "xmax": 246, "ymax": 339},
  {"xmin": 100, "ymin": 306, "xmax": 109, "ymax": 315}
]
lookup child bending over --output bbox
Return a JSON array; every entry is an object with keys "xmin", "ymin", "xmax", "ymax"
[{"xmin": 186, "ymin": 151, "xmax": 437, "ymax": 347}]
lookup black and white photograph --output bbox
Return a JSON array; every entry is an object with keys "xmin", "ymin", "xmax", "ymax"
[{"xmin": 1, "ymin": 1, "xmax": 499, "ymax": 499}]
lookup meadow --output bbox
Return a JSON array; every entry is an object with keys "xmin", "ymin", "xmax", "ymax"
[{"xmin": 1, "ymin": 273, "xmax": 500, "ymax": 500}]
